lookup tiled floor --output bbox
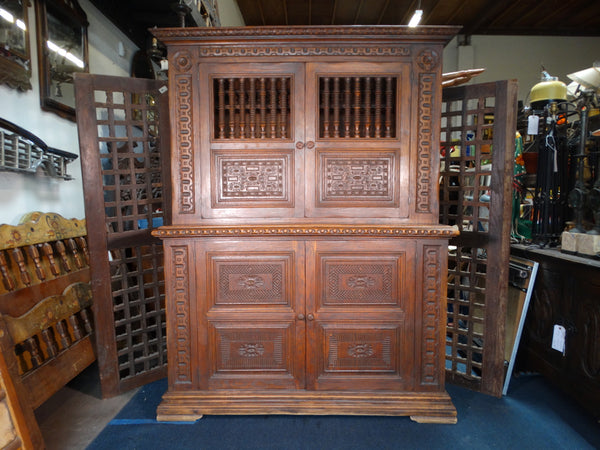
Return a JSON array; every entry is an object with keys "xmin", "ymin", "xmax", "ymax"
[{"xmin": 35, "ymin": 363, "xmax": 138, "ymax": 450}]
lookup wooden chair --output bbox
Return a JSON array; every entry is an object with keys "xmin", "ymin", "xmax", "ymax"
[{"xmin": 0, "ymin": 212, "xmax": 95, "ymax": 448}]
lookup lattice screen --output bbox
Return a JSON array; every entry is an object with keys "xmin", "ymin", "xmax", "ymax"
[
  {"xmin": 75, "ymin": 74, "xmax": 170, "ymax": 396},
  {"xmin": 440, "ymin": 81, "xmax": 518, "ymax": 397}
]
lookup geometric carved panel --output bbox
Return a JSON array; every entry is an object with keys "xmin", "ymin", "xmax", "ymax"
[
  {"xmin": 212, "ymin": 325, "xmax": 290, "ymax": 372},
  {"xmin": 320, "ymin": 255, "xmax": 402, "ymax": 306},
  {"xmin": 213, "ymin": 151, "xmax": 293, "ymax": 205},
  {"xmin": 323, "ymin": 325, "xmax": 400, "ymax": 373},
  {"xmin": 211, "ymin": 256, "xmax": 290, "ymax": 306},
  {"xmin": 318, "ymin": 152, "xmax": 397, "ymax": 206}
]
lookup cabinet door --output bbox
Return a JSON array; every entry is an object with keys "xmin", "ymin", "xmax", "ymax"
[
  {"xmin": 304, "ymin": 62, "xmax": 411, "ymax": 218},
  {"xmin": 197, "ymin": 240, "xmax": 305, "ymax": 390},
  {"xmin": 306, "ymin": 240, "xmax": 415, "ymax": 391},
  {"xmin": 198, "ymin": 63, "xmax": 305, "ymax": 219}
]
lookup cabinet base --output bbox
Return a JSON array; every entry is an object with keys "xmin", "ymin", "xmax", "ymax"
[{"xmin": 156, "ymin": 390, "xmax": 457, "ymax": 424}]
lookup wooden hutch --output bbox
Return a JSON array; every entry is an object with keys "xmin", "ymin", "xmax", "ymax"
[{"xmin": 152, "ymin": 25, "xmax": 460, "ymax": 423}]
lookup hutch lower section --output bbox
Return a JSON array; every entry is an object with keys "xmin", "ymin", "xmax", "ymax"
[{"xmin": 156, "ymin": 231, "xmax": 457, "ymax": 423}]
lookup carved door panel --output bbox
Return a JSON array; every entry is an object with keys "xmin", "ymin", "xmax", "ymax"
[
  {"xmin": 305, "ymin": 240, "xmax": 415, "ymax": 391},
  {"xmin": 193, "ymin": 240, "xmax": 306, "ymax": 390},
  {"xmin": 304, "ymin": 62, "xmax": 411, "ymax": 219},
  {"xmin": 75, "ymin": 74, "xmax": 170, "ymax": 397},
  {"xmin": 198, "ymin": 63, "xmax": 305, "ymax": 219}
]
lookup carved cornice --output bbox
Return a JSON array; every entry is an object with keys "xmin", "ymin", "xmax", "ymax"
[
  {"xmin": 152, "ymin": 25, "xmax": 461, "ymax": 41},
  {"xmin": 153, "ymin": 225, "xmax": 459, "ymax": 238}
]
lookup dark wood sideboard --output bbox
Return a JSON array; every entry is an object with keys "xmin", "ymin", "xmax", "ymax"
[
  {"xmin": 512, "ymin": 244, "xmax": 600, "ymax": 420},
  {"xmin": 152, "ymin": 25, "xmax": 460, "ymax": 423}
]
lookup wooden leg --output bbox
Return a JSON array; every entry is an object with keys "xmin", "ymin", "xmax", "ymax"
[{"xmin": 410, "ymin": 415, "xmax": 458, "ymax": 424}]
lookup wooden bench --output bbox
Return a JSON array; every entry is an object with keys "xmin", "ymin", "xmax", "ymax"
[{"xmin": 0, "ymin": 212, "xmax": 95, "ymax": 448}]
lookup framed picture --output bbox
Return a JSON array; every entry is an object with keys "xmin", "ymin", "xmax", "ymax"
[
  {"xmin": 35, "ymin": 0, "xmax": 88, "ymax": 121},
  {"xmin": 0, "ymin": 0, "xmax": 31, "ymax": 91}
]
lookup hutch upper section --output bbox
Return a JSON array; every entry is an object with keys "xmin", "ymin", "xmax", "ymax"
[{"xmin": 152, "ymin": 26, "xmax": 460, "ymax": 227}]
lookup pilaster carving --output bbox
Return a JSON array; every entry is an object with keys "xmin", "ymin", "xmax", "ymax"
[
  {"xmin": 416, "ymin": 73, "xmax": 434, "ymax": 213},
  {"xmin": 174, "ymin": 74, "xmax": 194, "ymax": 214},
  {"xmin": 421, "ymin": 245, "xmax": 441, "ymax": 385},
  {"xmin": 172, "ymin": 246, "xmax": 191, "ymax": 384}
]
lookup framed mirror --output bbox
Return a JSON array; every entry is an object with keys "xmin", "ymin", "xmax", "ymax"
[
  {"xmin": 35, "ymin": 0, "xmax": 88, "ymax": 121},
  {"xmin": 0, "ymin": 0, "xmax": 31, "ymax": 91}
]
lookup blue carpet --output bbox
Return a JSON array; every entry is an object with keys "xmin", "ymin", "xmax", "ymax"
[{"xmin": 88, "ymin": 374, "xmax": 599, "ymax": 450}]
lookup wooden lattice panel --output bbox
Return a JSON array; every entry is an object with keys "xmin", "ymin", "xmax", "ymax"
[
  {"xmin": 94, "ymin": 89, "xmax": 165, "ymax": 233},
  {"xmin": 439, "ymin": 81, "xmax": 518, "ymax": 397},
  {"xmin": 75, "ymin": 74, "xmax": 171, "ymax": 396},
  {"xmin": 110, "ymin": 243, "xmax": 166, "ymax": 380}
]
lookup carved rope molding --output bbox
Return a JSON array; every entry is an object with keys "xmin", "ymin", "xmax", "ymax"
[{"xmin": 153, "ymin": 225, "xmax": 459, "ymax": 238}]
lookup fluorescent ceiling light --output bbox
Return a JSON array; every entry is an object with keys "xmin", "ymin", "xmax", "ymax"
[{"xmin": 408, "ymin": 9, "xmax": 423, "ymax": 27}]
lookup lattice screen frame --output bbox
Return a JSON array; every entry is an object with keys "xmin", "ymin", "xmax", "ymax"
[
  {"xmin": 440, "ymin": 80, "xmax": 518, "ymax": 397},
  {"xmin": 75, "ymin": 73, "xmax": 171, "ymax": 397}
]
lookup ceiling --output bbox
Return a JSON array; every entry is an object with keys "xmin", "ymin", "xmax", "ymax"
[
  {"xmin": 91, "ymin": 0, "xmax": 600, "ymax": 51},
  {"xmin": 236, "ymin": 0, "xmax": 600, "ymax": 36}
]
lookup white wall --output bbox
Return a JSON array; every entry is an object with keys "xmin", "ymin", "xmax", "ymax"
[
  {"xmin": 218, "ymin": 0, "xmax": 245, "ymax": 26},
  {"xmin": 443, "ymin": 35, "xmax": 600, "ymax": 103},
  {"xmin": 0, "ymin": 0, "xmax": 138, "ymax": 225}
]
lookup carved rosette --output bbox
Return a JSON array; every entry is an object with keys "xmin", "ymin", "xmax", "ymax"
[
  {"xmin": 421, "ymin": 245, "xmax": 441, "ymax": 385},
  {"xmin": 172, "ymin": 246, "xmax": 192, "ymax": 384},
  {"xmin": 417, "ymin": 49, "xmax": 439, "ymax": 72},
  {"xmin": 172, "ymin": 51, "xmax": 193, "ymax": 72}
]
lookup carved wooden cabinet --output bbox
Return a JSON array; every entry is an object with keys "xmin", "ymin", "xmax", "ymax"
[
  {"xmin": 152, "ymin": 26, "xmax": 459, "ymax": 423},
  {"xmin": 512, "ymin": 245, "xmax": 600, "ymax": 420}
]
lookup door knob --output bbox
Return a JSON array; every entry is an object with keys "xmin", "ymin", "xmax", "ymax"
[
  {"xmin": 296, "ymin": 141, "xmax": 305, "ymax": 149},
  {"xmin": 306, "ymin": 313, "xmax": 314, "ymax": 321},
  {"xmin": 306, "ymin": 141, "xmax": 315, "ymax": 149},
  {"xmin": 297, "ymin": 313, "xmax": 305, "ymax": 320}
]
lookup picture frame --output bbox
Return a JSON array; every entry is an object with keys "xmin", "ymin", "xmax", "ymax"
[
  {"xmin": 0, "ymin": 0, "xmax": 32, "ymax": 91},
  {"xmin": 35, "ymin": 0, "xmax": 88, "ymax": 121}
]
